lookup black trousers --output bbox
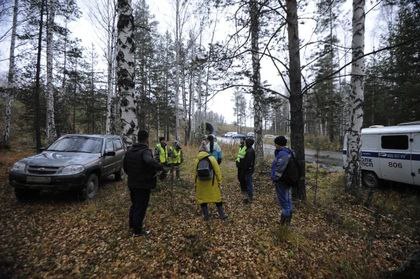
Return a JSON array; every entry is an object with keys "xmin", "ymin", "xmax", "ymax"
[
  {"xmin": 237, "ymin": 168, "xmax": 247, "ymax": 192},
  {"xmin": 129, "ymin": 188, "xmax": 151, "ymax": 233}
]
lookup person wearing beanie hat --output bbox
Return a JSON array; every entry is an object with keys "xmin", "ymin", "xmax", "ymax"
[
  {"xmin": 271, "ymin": 135, "xmax": 296, "ymax": 225},
  {"xmin": 240, "ymin": 137, "xmax": 255, "ymax": 203}
]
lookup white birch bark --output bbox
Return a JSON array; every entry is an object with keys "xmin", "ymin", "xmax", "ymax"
[
  {"xmin": 117, "ymin": 0, "xmax": 137, "ymax": 144},
  {"xmin": 46, "ymin": 0, "xmax": 57, "ymax": 143},
  {"xmin": 345, "ymin": 0, "xmax": 365, "ymax": 190},
  {"xmin": 1, "ymin": 0, "xmax": 19, "ymax": 147}
]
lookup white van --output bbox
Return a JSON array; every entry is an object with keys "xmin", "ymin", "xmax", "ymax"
[{"xmin": 343, "ymin": 124, "xmax": 420, "ymax": 187}]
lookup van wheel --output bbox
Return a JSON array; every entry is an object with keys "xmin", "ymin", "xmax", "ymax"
[
  {"xmin": 362, "ymin": 171, "xmax": 378, "ymax": 188},
  {"xmin": 80, "ymin": 174, "xmax": 98, "ymax": 200}
]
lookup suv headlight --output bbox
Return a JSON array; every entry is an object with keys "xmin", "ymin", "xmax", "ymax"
[
  {"xmin": 61, "ymin": 165, "xmax": 85, "ymax": 175},
  {"xmin": 11, "ymin": 161, "xmax": 26, "ymax": 173}
]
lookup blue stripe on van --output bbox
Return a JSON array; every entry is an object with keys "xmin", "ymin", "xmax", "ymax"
[
  {"xmin": 343, "ymin": 150, "xmax": 420, "ymax": 161},
  {"xmin": 361, "ymin": 151, "xmax": 379, "ymax": 157},
  {"xmin": 412, "ymin": 154, "xmax": 420, "ymax": 161}
]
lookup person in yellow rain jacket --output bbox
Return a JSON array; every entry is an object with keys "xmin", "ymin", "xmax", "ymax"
[
  {"xmin": 155, "ymin": 137, "xmax": 169, "ymax": 180},
  {"xmin": 168, "ymin": 141, "xmax": 183, "ymax": 181},
  {"xmin": 195, "ymin": 141, "xmax": 227, "ymax": 221}
]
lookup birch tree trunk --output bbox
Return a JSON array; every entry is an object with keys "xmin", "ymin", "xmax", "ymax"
[
  {"xmin": 250, "ymin": 0, "xmax": 264, "ymax": 163},
  {"xmin": 286, "ymin": 0, "xmax": 306, "ymax": 200},
  {"xmin": 1, "ymin": 0, "xmax": 19, "ymax": 148},
  {"xmin": 46, "ymin": 0, "xmax": 57, "ymax": 144},
  {"xmin": 117, "ymin": 0, "xmax": 137, "ymax": 144},
  {"xmin": 345, "ymin": 0, "xmax": 365, "ymax": 191}
]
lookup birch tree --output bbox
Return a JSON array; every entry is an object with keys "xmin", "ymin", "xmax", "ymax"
[
  {"xmin": 45, "ymin": 0, "xmax": 57, "ymax": 144},
  {"xmin": 116, "ymin": 0, "xmax": 137, "ymax": 144},
  {"xmin": 345, "ymin": 0, "xmax": 365, "ymax": 190},
  {"xmin": 286, "ymin": 0, "xmax": 306, "ymax": 200},
  {"xmin": 1, "ymin": 0, "xmax": 18, "ymax": 148}
]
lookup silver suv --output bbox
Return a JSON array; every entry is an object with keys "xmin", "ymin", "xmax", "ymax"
[{"xmin": 9, "ymin": 134, "xmax": 126, "ymax": 201}]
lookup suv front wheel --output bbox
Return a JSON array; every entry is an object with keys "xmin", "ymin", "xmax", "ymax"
[{"xmin": 80, "ymin": 174, "xmax": 99, "ymax": 200}]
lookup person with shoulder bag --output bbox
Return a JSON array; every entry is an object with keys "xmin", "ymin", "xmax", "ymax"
[
  {"xmin": 195, "ymin": 141, "xmax": 227, "ymax": 221},
  {"xmin": 271, "ymin": 136, "xmax": 299, "ymax": 226}
]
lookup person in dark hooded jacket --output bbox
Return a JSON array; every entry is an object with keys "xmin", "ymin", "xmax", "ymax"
[
  {"xmin": 240, "ymin": 137, "xmax": 255, "ymax": 203},
  {"xmin": 123, "ymin": 130, "xmax": 163, "ymax": 236}
]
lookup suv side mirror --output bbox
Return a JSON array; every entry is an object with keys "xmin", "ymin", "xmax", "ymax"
[{"xmin": 104, "ymin": 151, "xmax": 116, "ymax": 156}]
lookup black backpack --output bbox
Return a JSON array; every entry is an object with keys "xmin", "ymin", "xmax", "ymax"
[
  {"xmin": 196, "ymin": 155, "xmax": 215, "ymax": 183},
  {"xmin": 281, "ymin": 151, "xmax": 300, "ymax": 187}
]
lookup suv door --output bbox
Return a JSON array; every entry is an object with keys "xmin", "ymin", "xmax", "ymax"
[
  {"xmin": 379, "ymin": 134, "xmax": 412, "ymax": 185},
  {"xmin": 411, "ymin": 133, "xmax": 420, "ymax": 186},
  {"xmin": 113, "ymin": 138, "xmax": 125, "ymax": 169},
  {"xmin": 103, "ymin": 139, "xmax": 116, "ymax": 176}
]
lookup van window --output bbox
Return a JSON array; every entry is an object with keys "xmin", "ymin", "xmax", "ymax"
[
  {"xmin": 105, "ymin": 139, "xmax": 114, "ymax": 152},
  {"xmin": 381, "ymin": 135, "xmax": 408, "ymax": 150}
]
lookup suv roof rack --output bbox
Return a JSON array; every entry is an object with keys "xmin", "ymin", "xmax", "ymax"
[{"xmin": 397, "ymin": 121, "xmax": 420, "ymax": 126}]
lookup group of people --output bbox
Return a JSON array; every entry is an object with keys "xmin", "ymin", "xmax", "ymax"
[{"xmin": 123, "ymin": 130, "xmax": 297, "ymax": 237}]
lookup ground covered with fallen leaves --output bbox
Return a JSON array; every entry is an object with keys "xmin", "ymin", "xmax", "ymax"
[{"xmin": 0, "ymin": 146, "xmax": 419, "ymax": 278}]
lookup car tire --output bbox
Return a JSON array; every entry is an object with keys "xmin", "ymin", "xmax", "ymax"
[
  {"xmin": 362, "ymin": 171, "xmax": 379, "ymax": 188},
  {"xmin": 114, "ymin": 168, "xmax": 125, "ymax": 181},
  {"xmin": 15, "ymin": 188, "xmax": 39, "ymax": 202},
  {"xmin": 80, "ymin": 174, "xmax": 99, "ymax": 201}
]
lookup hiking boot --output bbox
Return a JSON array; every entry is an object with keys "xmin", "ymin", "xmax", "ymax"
[
  {"xmin": 242, "ymin": 198, "xmax": 249, "ymax": 204},
  {"xmin": 201, "ymin": 204, "xmax": 210, "ymax": 221},
  {"xmin": 216, "ymin": 204, "xmax": 228, "ymax": 220},
  {"xmin": 280, "ymin": 214, "xmax": 287, "ymax": 225}
]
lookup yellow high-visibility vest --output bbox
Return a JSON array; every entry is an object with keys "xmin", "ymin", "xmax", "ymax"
[
  {"xmin": 168, "ymin": 147, "xmax": 182, "ymax": 164},
  {"xmin": 236, "ymin": 145, "xmax": 247, "ymax": 162},
  {"xmin": 155, "ymin": 143, "xmax": 168, "ymax": 164}
]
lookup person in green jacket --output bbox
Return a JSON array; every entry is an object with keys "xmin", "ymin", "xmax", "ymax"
[
  {"xmin": 236, "ymin": 138, "xmax": 247, "ymax": 201},
  {"xmin": 168, "ymin": 140, "xmax": 183, "ymax": 181},
  {"xmin": 195, "ymin": 141, "xmax": 227, "ymax": 221},
  {"xmin": 155, "ymin": 137, "xmax": 168, "ymax": 180}
]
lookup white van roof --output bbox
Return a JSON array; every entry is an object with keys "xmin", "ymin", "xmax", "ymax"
[{"xmin": 362, "ymin": 124, "xmax": 420, "ymax": 135}]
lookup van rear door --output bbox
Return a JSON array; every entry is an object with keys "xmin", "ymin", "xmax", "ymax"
[
  {"xmin": 379, "ymin": 134, "xmax": 412, "ymax": 185},
  {"xmin": 411, "ymin": 133, "xmax": 420, "ymax": 186}
]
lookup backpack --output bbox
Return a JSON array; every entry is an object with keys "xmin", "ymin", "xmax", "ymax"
[
  {"xmin": 196, "ymin": 155, "xmax": 215, "ymax": 183},
  {"xmin": 281, "ymin": 151, "xmax": 300, "ymax": 187}
]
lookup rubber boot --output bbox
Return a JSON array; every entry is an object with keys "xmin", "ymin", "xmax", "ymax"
[
  {"xmin": 201, "ymin": 204, "xmax": 210, "ymax": 221},
  {"xmin": 280, "ymin": 214, "xmax": 287, "ymax": 225},
  {"xmin": 287, "ymin": 212, "xmax": 292, "ymax": 226},
  {"xmin": 216, "ymin": 204, "xmax": 228, "ymax": 220}
]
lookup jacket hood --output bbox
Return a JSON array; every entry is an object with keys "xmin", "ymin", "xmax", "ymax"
[
  {"xmin": 21, "ymin": 151, "xmax": 100, "ymax": 167},
  {"xmin": 197, "ymin": 151, "xmax": 211, "ymax": 160}
]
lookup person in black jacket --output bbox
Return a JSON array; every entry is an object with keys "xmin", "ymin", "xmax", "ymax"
[
  {"xmin": 241, "ymin": 137, "xmax": 255, "ymax": 203},
  {"xmin": 123, "ymin": 130, "xmax": 163, "ymax": 237}
]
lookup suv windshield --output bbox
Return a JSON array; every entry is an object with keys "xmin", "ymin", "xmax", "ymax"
[{"xmin": 48, "ymin": 137, "xmax": 103, "ymax": 153}]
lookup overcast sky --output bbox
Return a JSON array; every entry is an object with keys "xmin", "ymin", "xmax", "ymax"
[{"xmin": 0, "ymin": 0, "xmax": 387, "ymax": 124}]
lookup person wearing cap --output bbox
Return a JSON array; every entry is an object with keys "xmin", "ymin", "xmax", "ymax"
[
  {"xmin": 236, "ymin": 138, "xmax": 247, "ymax": 198},
  {"xmin": 206, "ymin": 134, "xmax": 223, "ymax": 165},
  {"xmin": 168, "ymin": 140, "xmax": 183, "ymax": 181},
  {"xmin": 271, "ymin": 135, "xmax": 294, "ymax": 225},
  {"xmin": 123, "ymin": 130, "xmax": 164, "ymax": 236},
  {"xmin": 240, "ymin": 137, "xmax": 255, "ymax": 203}
]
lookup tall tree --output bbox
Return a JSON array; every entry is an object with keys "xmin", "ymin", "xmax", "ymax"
[
  {"xmin": 45, "ymin": 0, "xmax": 57, "ymax": 143},
  {"xmin": 116, "ymin": 0, "xmax": 137, "ymax": 144},
  {"xmin": 286, "ymin": 0, "xmax": 306, "ymax": 200},
  {"xmin": 1, "ymin": 0, "xmax": 19, "ymax": 148},
  {"xmin": 345, "ymin": 0, "xmax": 365, "ymax": 191},
  {"xmin": 249, "ymin": 0, "xmax": 264, "ymax": 163}
]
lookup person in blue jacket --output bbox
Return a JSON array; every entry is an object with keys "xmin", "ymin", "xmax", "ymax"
[
  {"xmin": 271, "ymin": 135, "xmax": 294, "ymax": 225},
  {"xmin": 206, "ymin": 134, "xmax": 223, "ymax": 164}
]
